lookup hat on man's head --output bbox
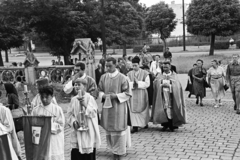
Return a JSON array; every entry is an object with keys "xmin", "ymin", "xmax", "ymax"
[
  {"xmin": 74, "ymin": 78, "xmax": 87, "ymax": 86},
  {"xmin": 132, "ymin": 56, "xmax": 140, "ymax": 64},
  {"xmin": 36, "ymin": 78, "xmax": 49, "ymax": 87}
]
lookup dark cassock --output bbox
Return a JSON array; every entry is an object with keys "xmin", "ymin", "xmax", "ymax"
[{"xmin": 152, "ymin": 61, "xmax": 187, "ymax": 132}]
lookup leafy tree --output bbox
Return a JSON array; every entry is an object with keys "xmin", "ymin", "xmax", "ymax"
[
  {"xmin": 186, "ymin": 0, "xmax": 240, "ymax": 55},
  {"xmin": 29, "ymin": 0, "xmax": 90, "ymax": 64},
  {"xmin": 145, "ymin": 2, "xmax": 177, "ymax": 52},
  {"xmin": 105, "ymin": 1, "xmax": 143, "ymax": 55},
  {"xmin": 0, "ymin": 1, "xmax": 25, "ymax": 66}
]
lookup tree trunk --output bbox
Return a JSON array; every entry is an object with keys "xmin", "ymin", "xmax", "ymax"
[
  {"xmin": 123, "ymin": 43, "xmax": 127, "ymax": 56},
  {"xmin": 63, "ymin": 55, "xmax": 69, "ymax": 65},
  {"xmin": 209, "ymin": 34, "xmax": 215, "ymax": 56},
  {"xmin": 162, "ymin": 38, "xmax": 167, "ymax": 52},
  {"xmin": 0, "ymin": 50, "xmax": 3, "ymax": 66},
  {"xmin": 5, "ymin": 49, "xmax": 9, "ymax": 62}
]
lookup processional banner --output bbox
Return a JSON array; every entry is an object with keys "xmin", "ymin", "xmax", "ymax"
[{"xmin": 23, "ymin": 116, "xmax": 51, "ymax": 160}]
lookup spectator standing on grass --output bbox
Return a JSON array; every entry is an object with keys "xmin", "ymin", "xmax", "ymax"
[
  {"xmin": 52, "ymin": 60, "xmax": 56, "ymax": 65},
  {"xmin": 226, "ymin": 54, "xmax": 240, "ymax": 113},
  {"xmin": 229, "ymin": 38, "xmax": 234, "ymax": 46},
  {"xmin": 163, "ymin": 47, "xmax": 172, "ymax": 59},
  {"xmin": 207, "ymin": 60, "xmax": 225, "ymax": 108},
  {"xmin": 142, "ymin": 43, "xmax": 148, "ymax": 54},
  {"xmin": 150, "ymin": 55, "xmax": 161, "ymax": 76},
  {"xmin": 56, "ymin": 56, "xmax": 63, "ymax": 65},
  {"xmin": 95, "ymin": 63, "xmax": 104, "ymax": 86}
]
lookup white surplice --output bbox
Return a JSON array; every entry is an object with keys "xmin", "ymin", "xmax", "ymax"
[
  {"xmin": 0, "ymin": 103, "xmax": 21, "ymax": 160},
  {"xmin": 67, "ymin": 93, "xmax": 101, "ymax": 154},
  {"xmin": 128, "ymin": 70, "xmax": 150, "ymax": 127},
  {"xmin": 32, "ymin": 103, "xmax": 65, "ymax": 160},
  {"xmin": 31, "ymin": 93, "xmax": 58, "ymax": 108},
  {"xmin": 99, "ymin": 70, "xmax": 131, "ymax": 155}
]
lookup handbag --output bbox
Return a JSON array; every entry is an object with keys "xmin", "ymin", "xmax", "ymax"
[
  {"xmin": 204, "ymin": 79, "xmax": 210, "ymax": 88},
  {"xmin": 224, "ymin": 84, "xmax": 229, "ymax": 91}
]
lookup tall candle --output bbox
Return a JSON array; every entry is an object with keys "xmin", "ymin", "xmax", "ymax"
[{"xmin": 24, "ymin": 85, "xmax": 28, "ymax": 92}]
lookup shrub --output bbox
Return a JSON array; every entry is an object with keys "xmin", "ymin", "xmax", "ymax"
[
  {"xmin": 214, "ymin": 41, "xmax": 229, "ymax": 50},
  {"xmin": 236, "ymin": 40, "xmax": 240, "ymax": 48},
  {"xmin": 133, "ymin": 45, "xmax": 163, "ymax": 53}
]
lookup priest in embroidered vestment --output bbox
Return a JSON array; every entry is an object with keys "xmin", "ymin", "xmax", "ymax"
[
  {"xmin": 98, "ymin": 57, "xmax": 132, "ymax": 160},
  {"xmin": 64, "ymin": 62, "xmax": 97, "ymax": 98},
  {"xmin": 67, "ymin": 78, "xmax": 101, "ymax": 160},
  {"xmin": 32, "ymin": 86, "xmax": 65, "ymax": 160},
  {"xmin": 152, "ymin": 60, "xmax": 187, "ymax": 132},
  {"xmin": 127, "ymin": 56, "xmax": 150, "ymax": 133}
]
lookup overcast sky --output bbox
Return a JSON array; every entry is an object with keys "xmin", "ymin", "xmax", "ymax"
[{"xmin": 139, "ymin": 0, "xmax": 192, "ymax": 7}]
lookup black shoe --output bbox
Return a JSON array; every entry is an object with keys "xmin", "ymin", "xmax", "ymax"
[
  {"xmin": 161, "ymin": 127, "xmax": 168, "ymax": 131},
  {"xmin": 144, "ymin": 124, "xmax": 148, "ymax": 129},
  {"xmin": 170, "ymin": 128, "xmax": 175, "ymax": 132},
  {"xmin": 131, "ymin": 127, "xmax": 138, "ymax": 134},
  {"xmin": 234, "ymin": 105, "xmax": 237, "ymax": 110},
  {"xmin": 188, "ymin": 93, "xmax": 191, "ymax": 98},
  {"xmin": 200, "ymin": 103, "xmax": 203, "ymax": 107},
  {"xmin": 196, "ymin": 99, "xmax": 199, "ymax": 104}
]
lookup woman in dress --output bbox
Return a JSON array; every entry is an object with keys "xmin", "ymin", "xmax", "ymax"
[
  {"xmin": 4, "ymin": 83, "xmax": 19, "ymax": 110},
  {"xmin": 192, "ymin": 59, "xmax": 207, "ymax": 106},
  {"xmin": 185, "ymin": 64, "xmax": 197, "ymax": 98},
  {"xmin": 207, "ymin": 60, "xmax": 225, "ymax": 108},
  {"xmin": 32, "ymin": 86, "xmax": 65, "ymax": 160}
]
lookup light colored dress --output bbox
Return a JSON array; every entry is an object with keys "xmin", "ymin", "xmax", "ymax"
[
  {"xmin": 32, "ymin": 103, "xmax": 65, "ymax": 160},
  {"xmin": 207, "ymin": 66, "xmax": 225, "ymax": 100}
]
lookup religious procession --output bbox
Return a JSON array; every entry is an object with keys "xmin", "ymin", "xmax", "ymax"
[{"xmin": 2, "ymin": 45, "xmax": 240, "ymax": 160}]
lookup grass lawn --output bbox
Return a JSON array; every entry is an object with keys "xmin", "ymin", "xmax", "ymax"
[{"xmin": 173, "ymin": 54, "xmax": 232, "ymax": 73}]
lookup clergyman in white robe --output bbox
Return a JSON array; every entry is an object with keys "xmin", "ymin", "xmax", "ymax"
[
  {"xmin": 0, "ymin": 103, "xmax": 21, "ymax": 160},
  {"xmin": 32, "ymin": 102, "xmax": 65, "ymax": 160}
]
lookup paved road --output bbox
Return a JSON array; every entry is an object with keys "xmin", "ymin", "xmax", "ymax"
[{"xmin": 19, "ymin": 96, "xmax": 240, "ymax": 160}]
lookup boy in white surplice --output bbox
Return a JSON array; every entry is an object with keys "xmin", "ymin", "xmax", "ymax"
[
  {"xmin": 32, "ymin": 86, "xmax": 65, "ymax": 160},
  {"xmin": 67, "ymin": 78, "xmax": 101, "ymax": 160}
]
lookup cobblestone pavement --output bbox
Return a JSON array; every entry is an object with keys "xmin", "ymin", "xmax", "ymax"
[{"xmin": 20, "ymin": 99, "xmax": 240, "ymax": 160}]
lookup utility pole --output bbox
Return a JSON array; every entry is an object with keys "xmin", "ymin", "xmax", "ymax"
[
  {"xmin": 101, "ymin": 0, "xmax": 107, "ymax": 57},
  {"xmin": 182, "ymin": 0, "xmax": 186, "ymax": 51}
]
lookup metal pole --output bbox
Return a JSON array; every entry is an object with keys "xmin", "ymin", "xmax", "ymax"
[
  {"xmin": 182, "ymin": 0, "xmax": 186, "ymax": 51},
  {"xmin": 101, "ymin": 0, "xmax": 107, "ymax": 57}
]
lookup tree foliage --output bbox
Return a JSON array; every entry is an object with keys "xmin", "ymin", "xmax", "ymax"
[
  {"xmin": 0, "ymin": 1, "xmax": 26, "ymax": 66},
  {"xmin": 186, "ymin": 0, "xmax": 240, "ymax": 55},
  {"xmin": 29, "ymin": 1, "xmax": 90, "ymax": 64},
  {"xmin": 145, "ymin": 2, "xmax": 177, "ymax": 51},
  {"xmin": 104, "ymin": 1, "xmax": 143, "ymax": 55}
]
